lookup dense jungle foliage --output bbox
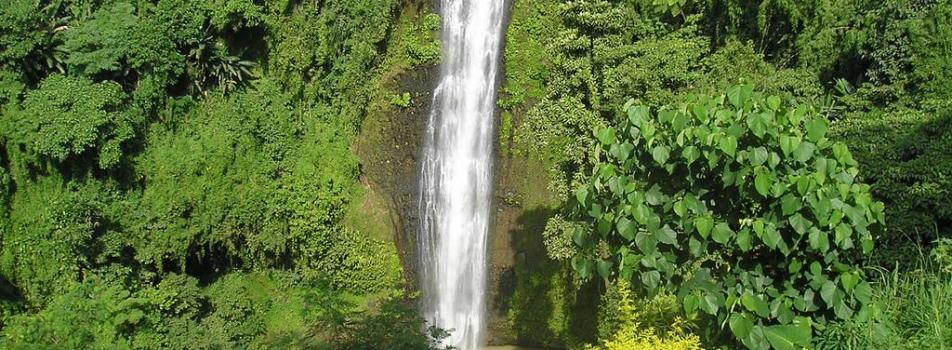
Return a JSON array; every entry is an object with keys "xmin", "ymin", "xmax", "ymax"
[
  {"xmin": 0, "ymin": 0, "xmax": 950, "ymax": 349},
  {"xmin": 0, "ymin": 0, "xmax": 448, "ymax": 348},
  {"xmin": 501, "ymin": 0, "xmax": 952, "ymax": 349}
]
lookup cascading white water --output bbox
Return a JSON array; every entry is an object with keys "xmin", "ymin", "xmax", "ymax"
[{"xmin": 418, "ymin": 0, "xmax": 506, "ymax": 349}]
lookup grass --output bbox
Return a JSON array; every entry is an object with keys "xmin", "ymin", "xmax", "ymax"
[
  {"xmin": 872, "ymin": 263, "xmax": 952, "ymax": 348},
  {"xmin": 817, "ymin": 242, "xmax": 952, "ymax": 349}
]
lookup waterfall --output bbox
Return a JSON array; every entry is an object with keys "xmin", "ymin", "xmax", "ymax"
[{"xmin": 418, "ymin": 0, "xmax": 506, "ymax": 349}]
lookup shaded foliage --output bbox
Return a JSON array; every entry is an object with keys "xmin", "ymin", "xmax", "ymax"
[{"xmin": 0, "ymin": 271, "xmax": 448, "ymax": 349}]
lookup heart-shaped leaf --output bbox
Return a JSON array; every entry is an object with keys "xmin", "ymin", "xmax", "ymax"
[
  {"xmin": 719, "ymin": 135, "xmax": 738, "ymax": 156},
  {"xmin": 780, "ymin": 135, "xmax": 801, "ymax": 156},
  {"xmin": 730, "ymin": 313, "xmax": 755, "ymax": 340},
  {"xmin": 805, "ymin": 118, "xmax": 828, "ymax": 142},
  {"xmin": 755, "ymin": 172, "xmax": 773, "ymax": 197},
  {"xmin": 712, "ymin": 222, "xmax": 733, "ymax": 244},
  {"xmin": 597, "ymin": 127, "xmax": 616, "ymax": 146},
  {"xmin": 694, "ymin": 216, "xmax": 714, "ymax": 239},
  {"xmin": 764, "ymin": 320, "xmax": 811, "ymax": 350},
  {"xmin": 617, "ymin": 217, "xmax": 636, "ymax": 241},
  {"xmin": 652, "ymin": 145, "xmax": 670, "ymax": 164}
]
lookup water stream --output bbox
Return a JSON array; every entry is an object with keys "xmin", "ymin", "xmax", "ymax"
[{"xmin": 417, "ymin": 0, "xmax": 507, "ymax": 349}]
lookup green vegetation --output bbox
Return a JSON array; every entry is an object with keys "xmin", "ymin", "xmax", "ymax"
[
  {"xmin": 586, "ymin": 280, "xmax": 702, "ymax": 350},
  {"xmin": 501, "ymin": 0, "xmax": 952, "ymax": 349},
  {"xmin": 564, "ymin": 87, "xmax": 883, "ymax": 348},
  {"xmin": 0, "ymin": 0, "xmax": 950, "ymax": 348},
  {"xmin": 814, "ymin": 246, "xmax": 952, "ymax": 349},
  {"xmin": 0, "ymin": 0, "xmax": 446, "ymax": 347}
]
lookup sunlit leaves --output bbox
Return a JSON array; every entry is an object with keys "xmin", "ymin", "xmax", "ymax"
[
  {"xmin": 681, "ymin": 145, "xmax": 700, "ymax": 165},
  {"xmin": 788, "ymin": 214, "xmax": 810, "ymax": 236},
  {"xmin": 617, "ymin": 218, "xmax": 636, "ymax": 241},
  {"xmin": 780, "ymin": 135, "xmax": 801, "ymax": 156},
  {"xmin": 719, "ymin": 135, "xmax": 738, "ymax": 156},
  {"xmin": 7, "ymin": 75, "xmax": 136, "ymax": 169},
  {"xmin": 727, "ymin": 84, "xmax": 754, "ymax": 108},
  {"xmin": 808, "ymin": 228, "xmax": 829, "ymax": 253},
  {"xmin": 712, "ymin": 222, "xmax": 733, "ymax": 244},
  {"xmin": 576, "ymin": 187, "xmax": 589, "ymax": 204},
  {"xmin": 755, "ymin": 171, "xmax": 773, "ymax": 197},
  {"xmin": 766, "ymin": 95, "xmax": 782, "ymax": 110},
  {"xmin": 742, "ymin": 293, "xmax": 771, "ymax": 318},
  {"xmin": 804, "ymin": 118, "xmax": 828, "ymax": 142},
  {"xmin": 694, "ymin": 216, "xmax": 714, "ymax": 239},
  {"xmin": 730, "ymin": 313, "xmax": 755, "ymax": 341},
  {"xmin": 747, "ymin": 112, "xmax": 771, "ymax": 138},
  {"xmin": 751, "ymin": 147, "xmax": 769, "ymax": 166},
  {"xmin": 794, "ymin": 141, "xmax": 816, "ymax": 163},
  {"xmin": 597, "ymin": 127, "xmax": 617, "ymax": 146},
  {"xmin": 764, "ymin": 318, "xmax": 812, "ymax": 350},
  {"xmin": 566, "ymin": 86, "xmax": 885, "ymax": 349},
  {"xmin": 652, "ymin": 145, "xmax": 670, "ymax": 164},
  {"xmin": 853, "ymin": 282, "xmax": 872, "ymax": 304}
]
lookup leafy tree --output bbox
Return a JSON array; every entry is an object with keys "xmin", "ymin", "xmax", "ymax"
[
  {"xmin": 61, "ymin": 2, "xmax": 138, "ymax": 78},
  {"xmin": 562, "ymin": 86, "xmax": 884, "ymax": 348},
  {"xmin": 0, "ymin": 0, "xmax": 66, "ymax": 80},
  {"xmin": 4, "ymin": 74, "xmax": 136, "ymax": 169}
]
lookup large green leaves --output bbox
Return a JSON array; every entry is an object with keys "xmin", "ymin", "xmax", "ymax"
[
  {"xmin": 755, "ymin": 171, "xmax": 772, "ymax": 197},
  {"xmin": 730, "ymin": 313, "xmax": 755, "ymax": 341},
  {"xmin": 764, "ymin": 319, "xmax": 812, "ymax": 350},
  {"xmin": 569, "ymin": 86, "xmax": 884, "ymax": 349},
  {"xmin": 728, "ymin": 84, "xmax": 754, "ymax": 108},
  {"xmin": 694, "ymin": 216, "xmax": 714, "ymax": 239},
  {"xmin": 804, "ymin": 118, "xmax": 828, "ymax": 142},
  {"xmin": 652, "ymin": 145, "xmax": 670, "ymax": 164}
]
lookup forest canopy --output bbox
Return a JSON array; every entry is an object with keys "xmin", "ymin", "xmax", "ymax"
[{"xmin": 0, "ymin": 0, "xmax": 445, "ymax": 347}]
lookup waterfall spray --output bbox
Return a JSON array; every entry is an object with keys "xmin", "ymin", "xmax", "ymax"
[{"xmin": 417, "ymin": 0, "xmax": 506, "ymax": 349}]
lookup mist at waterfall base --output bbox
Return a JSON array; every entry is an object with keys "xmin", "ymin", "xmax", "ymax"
[{"xmin": 417, "ymin": 0, "xmax": 507, "ymax": 349}]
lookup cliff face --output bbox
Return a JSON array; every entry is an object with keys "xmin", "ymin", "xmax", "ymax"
[
  {"xmin": 485, "ymin": 150, "xmax": 559, "ymax": 345},
  {"xmin": 346, "ymin": 0, "xmax": 442, "ymax": 290},
  {"xmin": 353, "ymin": 62, "xmax": 438, "ymax": 289},
  {"xmin": 485, "ymin": 0, "xmax": 602, "ymax": 346},
  {"xmin": 353, "ymin": 0, "xmax": 587, "ymax": 346}
]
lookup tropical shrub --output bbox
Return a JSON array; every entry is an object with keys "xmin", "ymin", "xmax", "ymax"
[
  {"xmin": 3, "ymin": 75, "xmax": 137, "ymax": 169},
  {"xmin": 565, "ymin": 86, "xmax": 884, "ymax": 348},
  {"xmin": 587, "ymin": 280, "xmax": 702, "ymax": 350}
]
